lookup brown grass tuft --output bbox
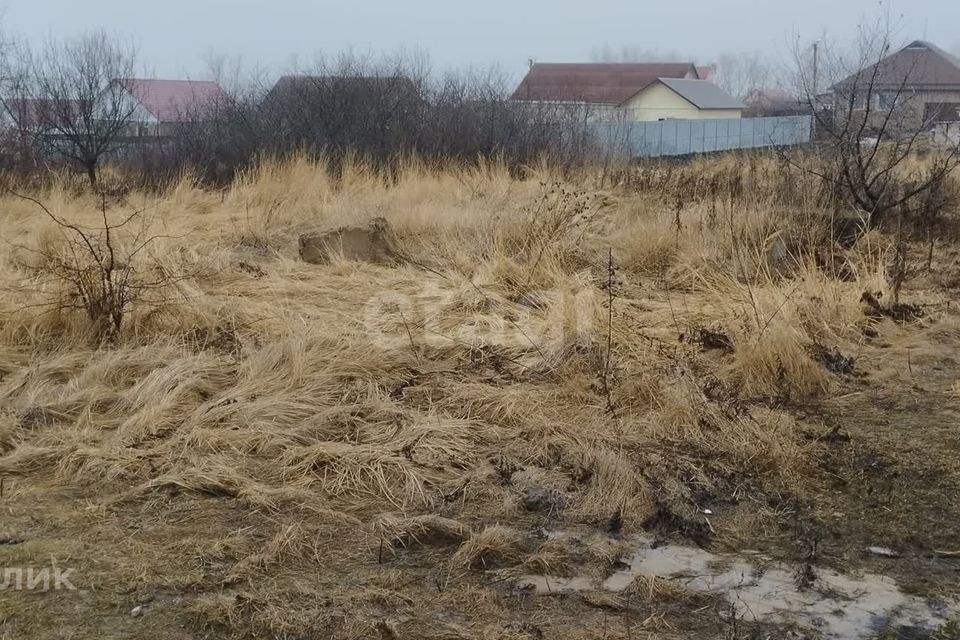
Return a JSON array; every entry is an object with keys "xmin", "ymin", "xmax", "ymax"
[
  {"xmin": 451, "ymin": 525, "xmax": 527, "ymax": 570},
  {"xmin": 372, "ymin": 514, "xmax": 472, "ymax": 548}
]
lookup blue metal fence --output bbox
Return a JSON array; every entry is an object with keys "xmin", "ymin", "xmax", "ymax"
[{"xmin": 587, "ymin": 115, "xmax": 812, "ymax": 158}]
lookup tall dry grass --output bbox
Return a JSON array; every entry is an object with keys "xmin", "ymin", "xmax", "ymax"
[
  {"xmin": 0, "ymin": 154, "xmax": 901, "ymax": 487},
  {"xmin": 0, "ymin": 152, "xmax": 947, "ymax": 636}
]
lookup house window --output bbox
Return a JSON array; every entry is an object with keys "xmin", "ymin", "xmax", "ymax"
[
  {"xmin": 878, "ymin": 92, "xmax": 899, "ymax": 110},
  {"xmin": 851, "ymin": 92, "xmax": 890, "ymax": 110}
]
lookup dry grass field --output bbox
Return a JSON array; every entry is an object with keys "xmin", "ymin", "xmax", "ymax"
[{"xmin": 1, "ymin": 154, "xmax": 959, "ymax": 639}]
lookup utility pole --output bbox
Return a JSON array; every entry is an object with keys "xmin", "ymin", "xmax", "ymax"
[
  {"xmin": 811, "ymin": 41, "xmax": 819, "ymax": 141},
  {"xmin": 812, "ymin": 42, "xmax": 819, "ymax": 97}
]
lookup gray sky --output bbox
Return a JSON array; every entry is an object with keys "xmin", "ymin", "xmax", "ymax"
[{"xmin": 4, "ymin": 0, "xmax": 959, "ymax": 81}]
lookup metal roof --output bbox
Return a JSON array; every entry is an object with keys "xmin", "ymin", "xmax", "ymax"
[{"xmin": 657, "ymin": 78, "xmax": 747, "ymax": 110}]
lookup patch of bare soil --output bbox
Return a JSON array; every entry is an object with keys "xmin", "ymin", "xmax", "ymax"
[
  {"xmin": 807, "ymin": 317, "xmax": 960, "ymax": 598},
  {"xmin": 707, "ymin": 303, "xmax": 960, "ymax": 628}
]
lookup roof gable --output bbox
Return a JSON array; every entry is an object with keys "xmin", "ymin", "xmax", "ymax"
[
  {"xmin": 834, "ymin": 41, "xmax": 960, "ymax": 90},
  {"xmin": 655, "ymin": 78, "xmax": 746, "ymax": 110},
  {"xmin": 512, "ymin": 63, "xmax": 699, "ymax": 104}
]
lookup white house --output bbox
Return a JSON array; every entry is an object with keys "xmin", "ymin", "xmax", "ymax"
[{"xmin": 112, "ymin": 78, "xmax": 229, "ymax": 137}]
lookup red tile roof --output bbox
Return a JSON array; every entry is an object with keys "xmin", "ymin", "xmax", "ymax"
[
  {"xmin": 115, "ymin": 79, "xmax": 229, "ymax": 123},
  {"xmin": 512, "ymin": 63, "xmax": 699, "ymax": 104}
]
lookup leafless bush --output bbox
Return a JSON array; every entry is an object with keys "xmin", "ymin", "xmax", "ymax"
[
  {"xmin": 0, "ymin": 33, "xmax": 608, "ymax": 188},
  {"xmin": 6, "ymin": 188, "xmax": 180, "ymax": 344},
  {"xmin": 144, "ymin": 53, "xmax": 591, "ymax": 185},
  {"xmin": 787, "ymin": 17, "xmax": 960, "ymax": 231}
]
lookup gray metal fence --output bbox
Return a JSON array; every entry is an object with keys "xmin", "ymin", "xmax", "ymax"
[{"xmin": 587, "ymin": 115, "xmax": 812, "ymax": 158}]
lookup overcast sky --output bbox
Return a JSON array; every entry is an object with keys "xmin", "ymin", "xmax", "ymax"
[{"xmin": 4, "ymin": 0, "xmax": 959, "ymax": 81}]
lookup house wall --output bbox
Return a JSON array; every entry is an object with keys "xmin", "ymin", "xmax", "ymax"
[
  {"xmin": 516, "ymin": 79, "xmax": 743, "ymax": 124},
  {"xmin": 834, "ymin": 88, "xmax": 960, "ymax": 131},
  {"xmin": 117, "ymin": 88, "xmax": 158, "ymax": 124},
  {"xmin": 620, "ymin": 83, "xmax": 742, "ymax": 121},
  {"xmin": 933, "ymin": 122, "xmax": 960, "ymax": 146},
  {"xmin": 115, "ymin": 87, "xmax": 162, "ymax": 137}
]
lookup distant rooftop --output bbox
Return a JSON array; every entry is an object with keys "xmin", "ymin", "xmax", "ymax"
[
  {"xmin": 266, "ymin": 75, "xmax": 418, "ymax": 100},
  {"xmin": 657, "ymin": 78, "xmax": 746, "ymax": 110},
  {"xmin": 696, "ymin": 65, "xmax": 717, "ymax": 81},
  {"xmin": 115, "ymin": 78, "xmax": 229, "ymax": 122},
  {"xmin": 512, "ymin": 62, "xmax": 700, "ymax": 104},
  {"xmin": 833, "ymin": 40, "xmax": 960, "ymax": 90}
]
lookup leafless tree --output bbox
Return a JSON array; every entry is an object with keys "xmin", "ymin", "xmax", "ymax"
[
  {"xmin": 17, "ymin": 46, "xmax": 597, "ymax": 185},
  {"xmin": 0, "ymin": 31, "xmax": 35, "ymax": 172},
  {"xmin": 263, "ymin": 53, "xmax": 427, "ymax": 163},
  {"xmin": 787, "ymin": 17, "xmax": 960, "ymax": 230},
  {"xmin": 714, "ymin": 50, "xmax": 777, "ymax": 99},
  {"xmin": 128, "ymin": 55, "xmax": 262, "ymax": 186},
  {"xmin": 167, "ymin": 51, "xmax": 576, "ymax": 181},
  {"xmin": 783, "ymin": 17, "xmax": 960, "ymax": 305},
  {"xmin": 4, "ymin": 31, "xmax": 139, "ymax": 188},
  {"xmin": 420, "ymin": 66, "xmax": 571, "ymax": 163}
]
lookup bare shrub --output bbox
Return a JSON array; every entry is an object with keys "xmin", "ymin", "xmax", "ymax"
[
  {"xmin": 5, "ymin": 188, "xmax": 180, "ymax": 344},
  {"xmin": 788, "ymin": 18, "xmax": 960, "ymax": 232}
]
